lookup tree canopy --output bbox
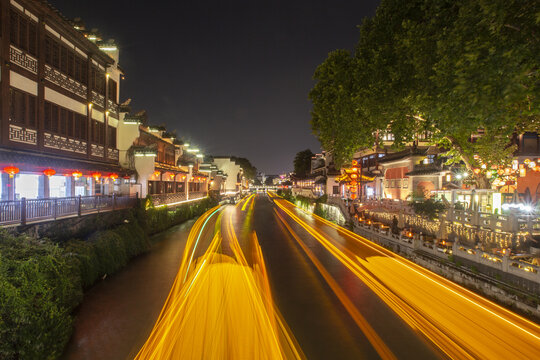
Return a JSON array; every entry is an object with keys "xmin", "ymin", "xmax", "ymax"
[
  {"xmin": 309, "ymin": 0, "xmax": 540, "ymax": 187},
  {"xmin": 231, "ymin": 157, "xmax": 257, "ymax": 180},
  {"xmin": 293, "ymin": 149, "xmax": 314, "ymax": 178}
]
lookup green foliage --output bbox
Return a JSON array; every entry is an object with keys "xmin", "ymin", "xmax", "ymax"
[
  {"xmin": 293, "ymin": 149, "xmax": 314, "ymax": 178},
  {"xmin": 277, "ymin": 189, "xmax": 295, "ymax": 202},
  {"xmin": 230, "ymin": 157, "xmax": 257, "ymax": 180},
  {"xmin": 410, "ymin": 198, "xmax": 447, "ymax": 220},
  {"xmin": 145, "ymin": 197, "xmax": 217, "ymax": 234},
  {"xmin": 295, "ymin": 195, "xmax": 314, "ymax": 211},
  {"xmin": 313, "ymin": 203, "xmax": 328, "ymax": 218},
  {"xmin": 316, "ymin": 194, "xmax": 328, "ymax": 204},
  {"xmin": 0, "ymin": 197, "xmax": 217, "ymax": 359},
  {"xmin": 310, "ymin": 0, "xmax": 540, "ymax": 185},
  {"xmin": 391, "ymin": 216, "xmax": 400, "ymax": 234},
  {"xmin": 0, "ymin": 231, "xmax": 81, "ymax": 359}
]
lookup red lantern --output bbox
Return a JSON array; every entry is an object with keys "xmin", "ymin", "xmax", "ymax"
[
  {"xmin": 473, "ymin": 168, "xmax": 481, "ymax": 175},
  {"xmin": 91, "ymin": 172, "xmax": 102, "ymax": 180},
  {"xmin": 3, "ymin": 166, "xmax": 19, "ymax": 178},
  {"xmin": 72, "ymin": 171, "xmax": 82, "ymax": 179},
  {"xmin": 43, "ymin": 168, "xmax": 56, "ymax": 177},
  {"xmin": 351, "ymin": 173, "xmax": 358, "ymax": 179},
  {"xmin": 352, "ymin": 160, "xmax": 358, "ymax": 166},
  {"xmin": 109, "ymin": 173, "xmax": 118, "ymax": 181}
]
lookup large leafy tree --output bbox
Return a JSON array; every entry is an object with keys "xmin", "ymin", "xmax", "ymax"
[
  {"xmin": 310, "ymin": 0, "xmax": 540, "ymax": 187},
  {"xmin": 231, "ymin": 157, "xmax": 257, "ymax": 180},
  {"xmin": 293, "ymin": 149, "xmax": 315, "ymax": 178}
]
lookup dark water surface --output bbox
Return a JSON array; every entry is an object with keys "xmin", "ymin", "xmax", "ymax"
[{"xmin": 62, "ymin": 221, "xmax": 194, "ymax": 360}]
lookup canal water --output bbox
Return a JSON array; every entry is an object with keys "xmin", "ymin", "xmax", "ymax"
[{"xmin": 61, "ymin": 220, "xmax": 195, "ymax": 360}]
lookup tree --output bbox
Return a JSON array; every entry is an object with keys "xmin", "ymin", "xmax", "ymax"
[
  {"xmin": 310, "ymin": 0, "xmax": 540, "ymax": 187},
  {"xmin": 231, "ymin": 157, "xmax": 257, "ymax": 180},
  {"xmin": 264, "ymin": 177, "xmax": 274, "ymax": 186},
  {"xmin": 293, "ymin": 149, "xmax": 314, "ymax": 178}
]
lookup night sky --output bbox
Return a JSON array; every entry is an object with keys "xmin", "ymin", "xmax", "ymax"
[{"xmin": 50, "ymin": 0, "xmax": 379, "ymax": 174}]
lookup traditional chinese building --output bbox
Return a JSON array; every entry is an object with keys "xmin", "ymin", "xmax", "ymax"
[
  {"xmin": 0, "ymin": 0, "xmax": 126, "ymax": 200},
  {"xmin": 116, "ymin": 110, "xmax": 208, "ymax": 202}
]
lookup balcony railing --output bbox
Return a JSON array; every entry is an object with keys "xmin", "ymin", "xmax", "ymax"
[{"xmin": 0, "ymin": 194, "xmax": 138, "ymax": 226}]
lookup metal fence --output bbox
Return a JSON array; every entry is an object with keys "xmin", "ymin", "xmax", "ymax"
[{"xmin": 0, "ymin": 194, "xmax": 139, "ymax": 226}]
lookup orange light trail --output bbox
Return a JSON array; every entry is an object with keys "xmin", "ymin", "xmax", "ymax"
[
  {"xmin": 274, "ymin": 199, "xmax": 540, "ymax": 359},
  {"xmin": 135, "ymin": 203, "xmax": 304, "ymax": 359},
  {"xmin": 273, "ymin": 208, "xmax": 396, "ymax": 360}
]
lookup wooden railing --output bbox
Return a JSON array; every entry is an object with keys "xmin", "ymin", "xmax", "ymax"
[{"xmin": 0, "ymin": 194, "xmax": 139, "ymax": 226}]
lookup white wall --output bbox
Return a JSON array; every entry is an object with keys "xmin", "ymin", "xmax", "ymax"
[
  {"xmin": 118, "ymin": 114, "xmax": 142, "ymax": 167},
  {"xmin": 212, "ymin": 158, "xmax": 241, "ymax": 192},
  {"xmin": 134, "ymin": 156, "xmax": 156, "ymax": 197}
]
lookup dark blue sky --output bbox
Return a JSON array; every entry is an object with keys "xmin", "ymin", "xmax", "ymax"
[{"xmin": 50, "ymin": 0, "xmax": 379, "ymax": 174}]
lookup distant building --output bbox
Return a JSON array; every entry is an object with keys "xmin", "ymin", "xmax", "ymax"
[{"xmin": 211, "ymin": 157, "xmax": 246, "ymax": 194}]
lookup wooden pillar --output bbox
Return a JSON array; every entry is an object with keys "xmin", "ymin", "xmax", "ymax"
[
  {"xmin": 37, "ymin": 14, "xmax": 46, "ymax": 150},
  {"xmin": 86, "ymin": 56, "xmax": 92, "ymax": 158},
  {"xmin": 1, "ymin": 0, "xmax": 11, "ymax": 146},
  {"xmin": 38, "ymin": 174, "xmax": 50, "ymax": 198}
]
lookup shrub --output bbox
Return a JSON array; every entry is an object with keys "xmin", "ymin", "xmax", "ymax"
[
  {"xmin": 0, "ymin": 196, "xmax": 216, "ymax": 359},
  {"xmin": 409, "ymin": 198, "xmax": 447, "ymax": 220},
  {"xmin": 0, "ymin": 231, "xmax": 81, "ymax": 359}
]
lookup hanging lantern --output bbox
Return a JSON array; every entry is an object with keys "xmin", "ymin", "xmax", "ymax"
[
  {"xmin": 528, "ymin": 161, "xmax": 536, "ymax": 169},
  {"xmin": 153, "ymin": 171, "xmax": 160, "ymax": 178},
  {"xmin": 504, "ymin": 168, "xmax": 511, "ymax": 175},
  {"xmin": 351, "ymin": 173, "xmax": 358, "ymax": 179},
  {"xmin": 481, "ymin": 164, "xmax": 487, "ymax": 169},
  {"xmin": 352, "ymin": 160, "xmax": 358, "ymax": 166},
  {"xmin": 109, "ymin": 173, "xmax": 118, "ymax": 181},
  {"xmin": 497, "ymin": 169, "xmax": 504, "ymax": 175},
  {"xmin": 535, "ymin": 166, "xmax": 540, "ymax": 172},
  {"xmin": 3, "ymin": 166, "xmax": 19, "ymax": 178},
  {"xmin": 72, "ymin": 171, "xmax": 82, "ymax": 179},
  {"xmin": 43, "ymin": 168, "xmax": 56, "ymax": 177},
  {"xmin": 182, "ymin": 175, "xmax": 186, "ymax": 180},
  {"xmin": 473, "ymin": 168, "xmax": 481, "ymax": 175},
  {"xmin": 169, "ymin": 173, "xmax": 175, "ymax": 180},
  {"xmin": 524, "ymin": 158, "xmax": 531, "ymax": 164},
  {"xmin": 351, "ymin": 167, "xmax": 358, "ymax": 172},
  {"xmin": 91, "ymin": 172, "xmax": 102, "ymax": 180},
  {"xmin": 350, "ymin": 181, "xmax": 358, "ymax": 186}
]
